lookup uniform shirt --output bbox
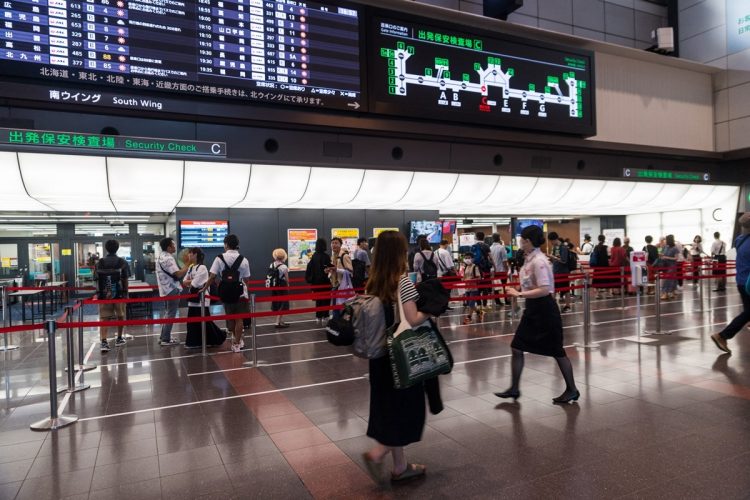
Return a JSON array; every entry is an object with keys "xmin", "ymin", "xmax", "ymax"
[
  {"xmin": 520, "ymin": 248, "xmax": 554, "ymax": 294},
  {"xmin": 435, "ymin": 247, "xmax": 455, "ymax": 276},
  {"xmin": 710, "ymin": 239, "xmax": 726, "ymax": 257},
  {"xmin": 156, "ymin": 252, "xmax": 181, "ymax": 297},
  {"xmin": 490, "ymin": 243, "xmax": 508, "ymax": 273},
  {"xmin": 209, "ymin": 250, "xmax": 252, "ymax": 299},
  {"xmin": 734, "ymin": 234, "xmax": 750, "ymax": 286},
  {"xmin": 185, "ymin": 264, "xmax": 209, "ymax": 307}
]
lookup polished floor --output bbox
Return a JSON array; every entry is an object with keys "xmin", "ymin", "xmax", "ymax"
[{"xmin": 1, "ymin": 285, "xmax": 749, "ymax": 499}]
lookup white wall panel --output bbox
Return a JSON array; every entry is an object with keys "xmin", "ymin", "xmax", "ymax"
[{"xmin": 108, "ymin": 158, "xmax": 183, "ymax": 212}]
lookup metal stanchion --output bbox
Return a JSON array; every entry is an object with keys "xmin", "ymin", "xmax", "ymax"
[
  {"xmin": 200, "ymin": 291, "xmax": 207, "ymax": 357},
  {"xmin": 644, "ymin": 272, "xmax": 668, "ymax": 335},
  {"xmin": 75, "ymin": 300, "xmax": 95, "ymax": 372},
  {"xmin": 251, "ymin": 294, "xmax": 257, "ymax": 367},
  {"xmin": 706, "ymin": 261, "xmax": 713, "ymax": 305},
  {"xmin": 575, "ymin": 272, "xmax": 599, "ymax": 350},
  {"xmin": 30, "ymin": 320, "xmax": 78, "ymax": 431},
  {"xmin": 62, "ymin": 306, "xmax": 89, "ymax": 394},
  {"xmin": 0, "ymin": 286, "xmax": 19, "ymax": 352},
  {"xmin": 619, "ymin": 266, "xmax": 626, "ymax": 310},
  {"xmin": 698, "ymin": 262, "xmax": 705, "ymax": 312}
]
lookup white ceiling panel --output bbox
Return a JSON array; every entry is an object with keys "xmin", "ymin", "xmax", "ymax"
[
  {"xmin": 179, "ymin": 162, "xmax": 250, "ymax": 207},
  {"xmin": 0, "ymin": 152, "xmax": 49, "ymax": 211},
  {"xmin": 289, "ymin": 167, "xmax": 365, "ymax": 208},
  {"xmin": 347, "ymin": 170, "xmax": 414, "ymax": 208},
  {"xmin": 18, "ymin": 153, "xmax": 115, "ymax": 212},
  {"xmin": 612, "ymin": 182, "xmax": 664, "ymax": 210},
  {"xmin": 394, "ymin": 172, "xmax": 458, "ymax": 209},
  {"xmin": 108, "ymin": 157, "xmax": 184, "ymax": 212},
  {"xmin": 439, "ymin": 174, "xmax": 500, "ymax": 211},
  {"xmin": 482, "ymin": 176, "xmax": 539, "ymax": 210},
  {"xmin": 235, "ymin": 164, "xmax": 310, "ymax": 208}
]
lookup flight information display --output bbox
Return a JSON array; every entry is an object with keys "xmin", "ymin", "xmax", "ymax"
[
  {"xmin": 369, "ymin": 15, "xmax": 596, "ymax": 136},
  {"xmin": 0, "ymin": 0, "xmax": 363, "ymax": 111},
  {"xmin": 180, "ymin": 219, "xmax": 228, "ymax": 247}
]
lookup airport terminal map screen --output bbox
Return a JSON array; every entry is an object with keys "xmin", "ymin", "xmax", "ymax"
[
  {"xmin": 0, "ymin": 0, "xmax": 363, "ymax": 111},
  {"xmin": 180, "ymin": 219, "xmax": 228, "ymax": 247},
  {"xmin": 369, "ymin": 15, "xmax": 596, "ymax": 135}
]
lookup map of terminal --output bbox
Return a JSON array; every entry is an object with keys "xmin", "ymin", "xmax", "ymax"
[{"xmin": 381, "ymin": 41, "xmax": 586, "ymax": 118}]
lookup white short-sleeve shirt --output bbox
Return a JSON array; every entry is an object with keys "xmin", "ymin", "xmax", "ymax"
[
  {"xmin": 209, "ymin": 250, "xmax": 252, "ymax": 298},
  {"xmin": 186, "ymin": 264, "xmax": 210, "ymax": 307},
  {"xmin": 520, "ymin": 248, "xmax": 554, "ymax": 294},
  {"xmin": 156, "ymin": 252, "xmax": 182, "ymax": 297}
]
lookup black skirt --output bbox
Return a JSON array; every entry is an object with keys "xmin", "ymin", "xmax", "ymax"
[
  {"xmin": 366, "ymin": 355, "xmax": 426, "ymax": 447},
  {"xmin": 510, "ymin": 295, "xmax": 566, "ymax": 357}
]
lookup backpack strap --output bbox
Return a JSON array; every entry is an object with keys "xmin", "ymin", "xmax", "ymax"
[
  {"xmin": 217, "ymin": 254, "xmax": 228, "ymax": 268},
  {"xmin": 229, "ymin": 255, "xmax": 244, "ymax": 272}
]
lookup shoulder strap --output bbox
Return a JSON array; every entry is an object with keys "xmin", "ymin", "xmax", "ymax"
[
  {"xmin": 435, "ymin": 250, "xmax": 446, "ymax": 271},
  {"xmin": 229, "ymin": 255, "xmax": 244, "ymax": 272},
  {"xmin": 217, "ymin": 254, "xmax": 227, "ymax": 267}
]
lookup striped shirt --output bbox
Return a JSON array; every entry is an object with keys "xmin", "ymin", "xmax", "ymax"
[{"xmin": 399, "ymin": 275, "xmax": 419, "ymax": 303}]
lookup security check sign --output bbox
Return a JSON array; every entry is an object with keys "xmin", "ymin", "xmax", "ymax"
[{"xmin": 630, "ymin": 251, "xmax": 648, "ymax": 287}]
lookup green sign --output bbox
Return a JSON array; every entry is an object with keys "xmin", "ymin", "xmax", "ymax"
[
  {"xmin": 0, "ymin": 128, "xmax": 226, "ymax": 157},
  {"xmin": 622, "ymin": 168, "xmax": 709, "ymax": 182}
]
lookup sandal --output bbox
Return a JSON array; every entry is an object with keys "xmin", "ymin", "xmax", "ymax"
[
  {"xmin": 362, "ymin": 452, "xmax": 385, "ymax": 483},
  {"xmin": 391, "ymin": 463, "xmax": 426, "ymax": 482}
]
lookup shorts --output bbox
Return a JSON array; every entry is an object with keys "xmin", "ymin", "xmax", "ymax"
[
  {"xmin": 555, "ymin": 275, "xmax": 570, "ymax": 296},
  {"xmin": 224, "ymin": 300, "xmax": 250, "ymax": 332},
  {"xmin": 99, "ymin": 303, "xmax": 126, "ymax": 320},
  {"xmin": 465, "ymin": 290, "xmax": 479, "ymax": 308}
]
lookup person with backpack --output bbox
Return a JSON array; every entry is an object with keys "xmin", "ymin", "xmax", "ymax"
[
  {"xmin": 490, "ymin": 233, "xmax": 510, "ymax": 306},
  {"xmin": 361, "ymin": 230, "xmax": 431, "ymax": 483},
  {"xmin": 351, "ymin": 237, "xmax": 371, "ymax": 289},
  {"xmin": 470, "ymin": 231, "xmax": 493, "ymax": 309},
  {"xmin": 96, "ymin": 239, "xmax": 130, "ymax": 353},
  {"xmin": 590, "ymin": 234, "xmax": 611, "ymax": 300},
  {"xmin": 711, "ymin": 213, "xmax": 750, "ymax": 354},
  {"xmin": 306, "ymin": 238, "xmax": 332, "ymax": 325},
  {"xmin": 328, "ymin": 237, "xmax": 354, "ymax": 318},
  {"xmin": 413, "ymin": 238, "xmax": 438, "ymax": 283},
  {"xmin": 548, "ymin": 232, "xmax": 572, "ymax": 313},
  {"xmin": 183, "ymin": 248, "xmax": 227, "ymax": 348},
  {"xmin": 207, "ymin": 234, "xmax": 251, "ymax": 353},
  {"xmin": 155, "ymin": 237, "xmax": 189, "ymax": 347},
  {"xmin": 267, "ymin": 248, "xmax": 290, "ymax": 328},
  {"xmin": 580, "ymin": 234, "xmax": 594, "ymax": 255},
  {"xmin": 461, "ymin": 252, "xmax": 482, "ymax": 324}
]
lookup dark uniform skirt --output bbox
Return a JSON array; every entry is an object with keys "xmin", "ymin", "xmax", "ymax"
[{"xmin": 510, "ymin": 295, "xmax": 566, "ymax": 357}]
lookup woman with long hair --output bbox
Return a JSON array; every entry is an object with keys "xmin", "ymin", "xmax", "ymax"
[
  {"xmin": 362, "ymin": 231, "xmax": 429, "ymax": 483},
  {"xmin": 494, "ymin": 225, "xmax": 579, "ymax": 404},
  {"xmin": 183, "ymin": 247, "xmax": 227, "ymax": 348},
  {"xmin": 306, "ymin": 237, "xmax": 332, "ymax": 325}
]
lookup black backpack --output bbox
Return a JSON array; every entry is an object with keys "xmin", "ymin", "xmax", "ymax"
[
  {"xmin": 96, "ymin": 258, "xmax": 126, "ymax": 300},
  {"xmin": 265, "ymin": 263, "xmax": 281, "ymax": 288},
  {"xmin": 217, "ymin": 254, "xmax": 245, "ymax": 304},
  {"xmin": 417, "ymin": 250, "xmax": 438, "ymax": 281},
  {"xmin": 472, "ymin": 243, "xmax": 492, "ymax": 275},
  {"xmin": 351, "ymin": 259, "xmax": 367, "ymax": 288},
  {"xmin": 567, "ymin": 251, "xmax": 578, "ymax": 272}
]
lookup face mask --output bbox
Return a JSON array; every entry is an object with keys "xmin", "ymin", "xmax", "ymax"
[{"xmin": 464, "ymin": 259, "xmax": 472, "ymax": 265}]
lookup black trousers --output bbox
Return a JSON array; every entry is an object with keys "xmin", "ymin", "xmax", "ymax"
[{"xmin": 719, "ymin": 285, "xmax": 750, "ymax": 340}]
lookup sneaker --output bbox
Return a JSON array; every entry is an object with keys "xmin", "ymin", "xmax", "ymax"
[
  {"xmin": 159, "ymin": 339, "xmax": 179, "ymax": 346},
  {"xmin": 274, "ymin": 323, "xmax": 291, "ymax": 329},
  {"xmin": 231, "ymin": 343, "xmax": 242, "ymax": 353},
  {"xmin": 561, "ymin": 306, "xmax": 571, "ymax": 313},
  {"xmin": 115, "ymin": 337, "xmax": 127, "ymax": 347},
  {"xmin": 710, "ymin": 333, "xmax": 731, "ymax": 354},
  {"xmin": 100, "ymin": 341, "xmax": 110, "ymax": 353}
]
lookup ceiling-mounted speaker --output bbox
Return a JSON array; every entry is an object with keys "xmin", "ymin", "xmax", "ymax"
[{"xmin": 483, "ymin": 0, "xmax": 523, "ymax": 21}]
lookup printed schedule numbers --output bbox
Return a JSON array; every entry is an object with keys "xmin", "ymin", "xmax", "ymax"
[{"xmin": 0, "ymin": 0, "xmax": 363, "ymax": 111}]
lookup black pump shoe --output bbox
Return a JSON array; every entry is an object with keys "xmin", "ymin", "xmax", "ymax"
[
  {"xmin": 552, "ymin": 390, "xmax": 580, "ymax": 404},
  {"xmin": 494, "ymin": 389, "xmax": 520, "ymax": 401}
]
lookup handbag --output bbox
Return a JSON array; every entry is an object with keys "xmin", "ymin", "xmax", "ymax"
[
  {"xmin": 416, "ymin": 279, "xmax": 450, "ymax": 316},
  {"xmin": 387, "ymin": 288, "xmax": 453, "ymax": 389}
]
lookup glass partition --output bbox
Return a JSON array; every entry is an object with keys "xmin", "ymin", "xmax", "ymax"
[
  {"xmin": 0, "ymin": 243, "xmax": 18, "ymax": 278},
  {"xmin": 28, "ymin": 243, "xmax": 60, "ymax": 282}
]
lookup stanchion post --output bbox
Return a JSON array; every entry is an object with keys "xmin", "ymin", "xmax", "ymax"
[
  {"xmin": 654, "ymin": 272, "xmax": 662, "ymax": 334},
  {"xmin": 30, "ymin": 320, "xmax": 78, "ymax": 431},
  {"xmin": 706, "ymin": 260, "xmax": 712, "ymax": 305},
  {"xmin": 200, "ymin": 291, "xmax": 207, "ymax": 358},
  {"xmin": 698, "ymin": 261, "xmax": 705, "ymax": 312},
  {"xmin": 76, "ymin": 300, "xmax": 95, "ymax": 372},
  {"xmin": 576, "ymin": 271, "xmax": 599, "ymax": 350},
  {"xmin": 250, "ymin": 294, "xmax": 257, "ymax": 367},
  {"xmin": 63, "ymin": 306, "xmax": 89, "ymax": 394},
  {"xmin": 0, "ymin": 285, "xmax": 20, "ymax": 352},
  {"xmin": 619, "ymin": 266, "xmax": 626, "ymax": 310}
]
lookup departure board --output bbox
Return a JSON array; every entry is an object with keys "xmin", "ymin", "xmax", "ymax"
[
  {"xmin": 369, "ymin": 15, "xmax": 596, "ymax": 136},
  {"xmin": 0, "ymin": 0, "xmax": 363, "ymax": 111},
  {"xmin": 180, "ymin": 219, "xmax": 228, "ymax": 247}
]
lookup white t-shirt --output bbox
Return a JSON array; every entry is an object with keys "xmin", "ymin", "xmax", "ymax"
[
  {"xmin": 156, "ymin": 252, "xmax": 181, "ymax": 297},
  {"xmin": 186, "ymin": 264, "xmax": 210, "ymax": 307},
  {"xmin": 520, "ymin": 248, "xmax": 554, "ymax": 294},
  {"xmin": 710, "ymin": 239, "xmax": 726, "ymax": 257},
  {"xmin": 209, "ymin": 250, "xmax": 252, "ymax": 299},
  {"xmin": 435, "ymin": 247, "xmax": 454, "ymax": 276}
]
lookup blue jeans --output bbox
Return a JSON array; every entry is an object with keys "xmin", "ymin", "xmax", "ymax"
[
  {"xmin": 719, "ymin": 285, "xmax": 750, "ymax": 340},
  {"xmin": 160, "ymin": 289, "xmax": 180, "ymax": 342}
]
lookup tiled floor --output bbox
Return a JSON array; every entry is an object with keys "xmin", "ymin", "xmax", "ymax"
[{"xmin": 1, "ymin": 286, "xmax": 749, "ymax": 499}]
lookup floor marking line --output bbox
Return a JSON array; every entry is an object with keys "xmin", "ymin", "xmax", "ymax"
[
  {"xmin": 186, "ymin": 353, "xmax": 353, "ymax": 377},
  {"xmin": 56, "ymin": 341, "xmax": 96, "ymax": 416}
]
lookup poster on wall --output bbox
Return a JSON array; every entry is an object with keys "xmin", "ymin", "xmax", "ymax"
[
  {"xmin": 331, "ymin": 228, "xmax": 360, "ymax": 255},
  {"xmin": 287, "ymin": 229, "xmax": 318, "ymax": 272},
  {"xmin": 602, "ymin": 228, "xmax": 625, "ymax": 247},
  {"xmin": 34, "ymin": 244, "xmax": 52, "ymax": 264},
  {"xmin": 1, "ymin": 257, "xmax": 11, "ymax": 268},
  {"xmin": 373, "ymin": 228, "xmax": 399, "ymax": 238},
  {"xmin": 459, "ymin": 234, "xmax": 475, "ymax": 247},
  {"xmin": 727, "ymin": 0, "xmax": 750, "ymax": 54}
]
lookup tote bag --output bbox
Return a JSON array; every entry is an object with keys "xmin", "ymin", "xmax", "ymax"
[{"xmin": 387, "ymin": 288, "xmax": 453, "ymax": 389}]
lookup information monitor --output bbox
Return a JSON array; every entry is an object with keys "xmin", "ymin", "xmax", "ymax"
[
  {"xmin": 180, "ymin": 219, "xmax": 229, "ymax": 248},
  {"xmin": 0, "ymin": 0, "xmax": 364, "ymax": 111}
]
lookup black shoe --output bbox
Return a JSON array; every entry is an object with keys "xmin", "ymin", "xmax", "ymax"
[
  {"xmin": 494, "ymin": 389, "xmax": 520, "ymax": 401},
  {"xmin": 100, "ymin": 341, "xmax": 110, "ymax": 353},
  {"xmin": 553, "ymin": 390, "xmax": 580, "ymax": 404},
  {"xmin": 115, "ymin": 337, "xmax": 127, "ymax": 347},
  {"xmin": 713, "ymin": 288, "xmax": 726, "ymax": 292}
]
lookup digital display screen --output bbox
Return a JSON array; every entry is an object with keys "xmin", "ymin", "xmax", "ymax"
[
  {"xmin": 409, "ymin": 220, "xmax": 442, "ymax": 244},
  {"xmin": 0, "ymin": 0, "xmax": 364, "ymax": 111},
  {"xmin": 369, "ymin": 15, "xmax": 595, "ymax": 135},
  {"xmin": 441, "ymin": 219, "xmax": 456, "ymax": 235},
  {"xmin": 180, "ymin": 219, "xmax": 228, "ymax": 247},
  {"xmin": 514, "ymin": 219, "xmax": 543, "ymax": 236}
]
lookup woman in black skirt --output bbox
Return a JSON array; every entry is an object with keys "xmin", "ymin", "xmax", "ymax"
[
  {"xmin": 495, "ymin": 225, "xmax": 580, "ymax": 404},
  {"xmin": 362, "ymin": 231, "xmax": 429, "ymax": 483}
]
